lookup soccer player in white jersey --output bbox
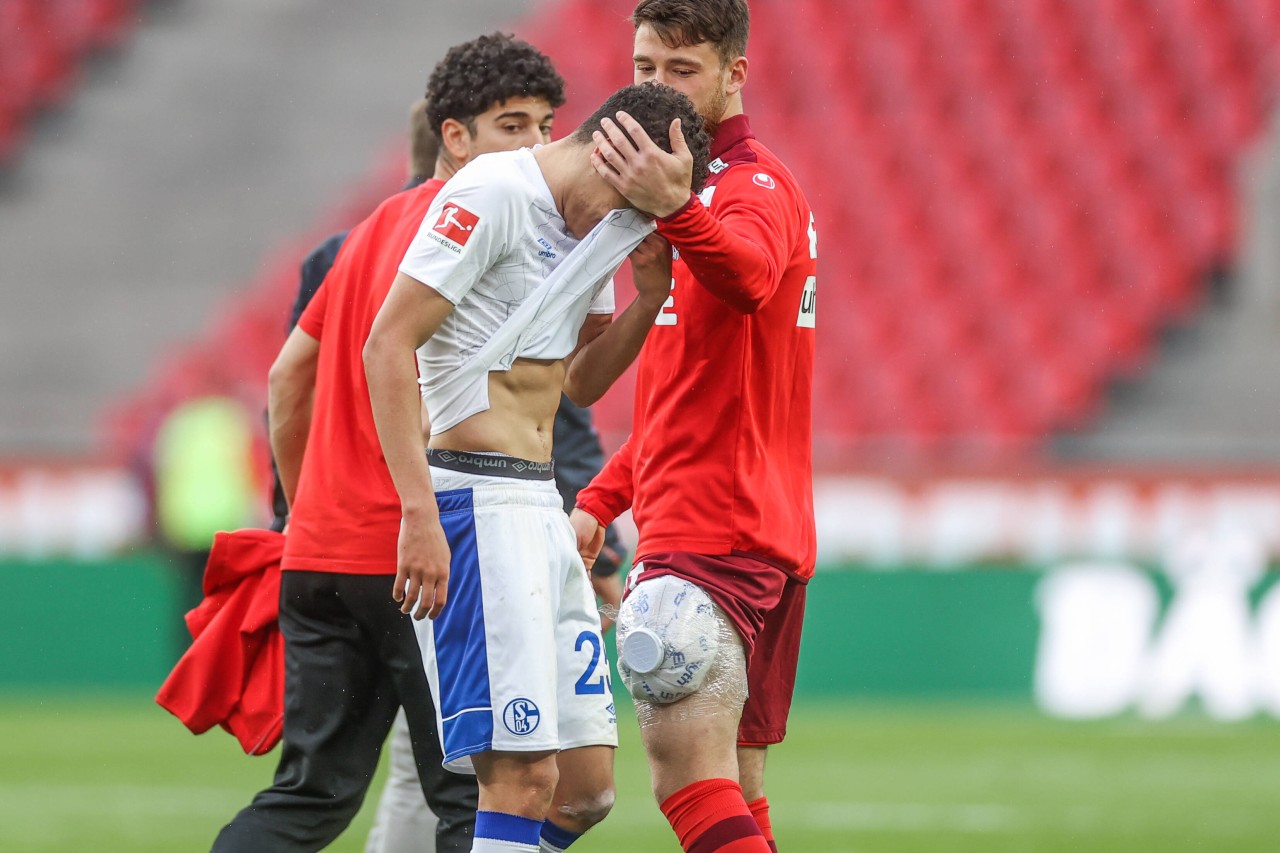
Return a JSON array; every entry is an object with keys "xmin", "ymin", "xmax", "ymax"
[{"xmin": 364, "ymin": 83, "xmax": 711, "ymax": 853}]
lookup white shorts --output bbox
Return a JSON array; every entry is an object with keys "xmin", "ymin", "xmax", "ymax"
[{"xmin": 416, "ymin": 466, "xmax": 618, "ymax": 772}]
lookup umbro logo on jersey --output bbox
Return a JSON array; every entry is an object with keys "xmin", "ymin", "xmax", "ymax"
[
  {"xmin": 429, "ymin": 203, "xmax": 480, "ymax": 253},
  {"xmin": 797, "ymin": 275, "xmax": 817, "ymax": 328},
  {"xmin": 537, "ymin": 237, "xmax": 557, "ymax": 259}
]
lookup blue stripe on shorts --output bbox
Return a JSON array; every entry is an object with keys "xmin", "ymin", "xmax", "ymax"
[{"xmin": 433, "ymin": 488, "xmax": 493, "ymax": 763}]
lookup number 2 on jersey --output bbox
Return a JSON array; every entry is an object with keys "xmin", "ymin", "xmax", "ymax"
[{"xmin": 574, "ymin": 630, "xmax": 610, "ymax": 695}]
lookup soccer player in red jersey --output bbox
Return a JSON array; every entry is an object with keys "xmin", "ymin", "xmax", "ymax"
[
  {"xmin": 571, "ymin": 2, "xmax": 818, "ymax": 851},
  {"xmin": 211, "ymin": 35, "xmax": 570, "ymax": 853}
]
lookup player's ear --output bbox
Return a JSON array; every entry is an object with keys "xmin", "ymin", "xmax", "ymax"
[
  {"xmin": 440, "ymin": 118, "xmax": 472, "ymax": 164},
  {"xmin": 725, "ymin": 55, "xmax": 748, "ymax": 97}
]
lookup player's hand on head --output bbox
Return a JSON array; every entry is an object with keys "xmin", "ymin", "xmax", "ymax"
[
  {"xmin": 591, "ymin": 112, "xmax": 693, "ymax": 219},
  {"xmin": 569, "ymin": 508, "xmax": 606, "ymax": 570},
  {"xmin": 629, "ymin": 233, "xmax": 672, "ymax": 303},
  {"xmin": 393, "ymin": 514, "xmax": 451, "ymax": 620}
]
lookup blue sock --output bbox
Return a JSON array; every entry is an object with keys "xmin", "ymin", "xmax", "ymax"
[
  {"xmin": 539, "ymin": 819, "xmax": 583, "ymax": 852},
  {"xmin": 472, "ymin": 810, "xmax": 542, "ymax": 852}
]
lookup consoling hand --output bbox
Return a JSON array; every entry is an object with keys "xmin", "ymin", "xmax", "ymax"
[{"xmin": 591, "ymin": 112, "xmax": 693, "ymax": 218}]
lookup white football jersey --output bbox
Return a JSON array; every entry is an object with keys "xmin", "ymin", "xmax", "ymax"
[{"xmin": 399, "ymin": 148, "xmax": 617, "ymax": 433}]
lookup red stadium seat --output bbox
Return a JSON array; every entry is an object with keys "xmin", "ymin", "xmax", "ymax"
[
  {"xmin": 0, "ymin": 0, "xmax": 144, "ymax": 168},
  {"xmin": 97, "ymin": 0, "xmax": 1280, "ymax": 465}
]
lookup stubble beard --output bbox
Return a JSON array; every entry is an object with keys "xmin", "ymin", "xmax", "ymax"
[{"xmin": 699, "ymin": 83, "xmax": 730, "ymax": 138}]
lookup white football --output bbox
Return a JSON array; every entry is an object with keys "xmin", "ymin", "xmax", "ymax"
[{"xmin": 617, "ymin": 576, "xmax": 721, "ymax": 703}]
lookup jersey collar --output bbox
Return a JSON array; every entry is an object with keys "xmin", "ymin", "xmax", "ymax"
[{"xmin": 710, "ymin": 114, "xmax": 754, "ymax": 160}]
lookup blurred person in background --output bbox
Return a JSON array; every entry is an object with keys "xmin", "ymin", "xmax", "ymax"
[
  {"xmin": 152, "ymin": 394, "xmax": 260, "ymax": 618},
  {"xmin": 364, "ymin": 82, "xmax": 709, "ymax": 853},
  {"xmin": 211, "ymin": 33, "xmax": 567, "ymax": 853},
  {"xmin": 571, "ymin": 1, "xmax": 817, "ymax": 851}
]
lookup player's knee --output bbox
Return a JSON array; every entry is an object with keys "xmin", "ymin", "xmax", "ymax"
[
  {"xmin": 476, "ymin": 751, "xmax": 560, "ymax": 810},
  {"xmin": 522, "ymin": 759, "xmax": 561, "ymax": 801},
  {"xmin": 616, "ymin": 576, "xmax": 728, "ymax": 704},
  {"xmin": 553, "ymin": 785, "xmax": 616, "ymax": 830}
]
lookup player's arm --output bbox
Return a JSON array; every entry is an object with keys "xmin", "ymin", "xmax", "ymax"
[
  {"xmin": 563, "ymin": 232, "xmax": 672, "ymax": 406},
  {"xmin": 366, "ymin": 176, "xmax": 512, "ymax": 619},
  {"xmin": 654, "ymin": 170, "xmax": 796, "ymax": 313},
  {"xmin": 571, "ymin": 435, "xmax": 638, "ymax": 565},
  {"xmin": 267, "ymin": 326, "xmax": 320, "ymax": 510},
  {"xmin": 593, "ymin": 113, "xmax": 795, "ymax": 313},
  {"xmin": 364, "ymin": 272, "xmax": 457, "ymax": 620}
]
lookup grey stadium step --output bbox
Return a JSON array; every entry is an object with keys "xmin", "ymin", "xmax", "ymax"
[{"xmin": 0, "ymin": 0, "xmax": 535, "ymax": 455}]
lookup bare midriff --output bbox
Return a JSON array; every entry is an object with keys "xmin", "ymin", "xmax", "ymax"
[{"xmin": 428, "ymin": 357, "xmax": 566, "ymax": 463}]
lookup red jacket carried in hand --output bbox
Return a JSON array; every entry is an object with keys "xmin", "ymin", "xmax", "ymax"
[{"xmin": 156, "ymin": 528, "xmax": 285, "ymax": 755}]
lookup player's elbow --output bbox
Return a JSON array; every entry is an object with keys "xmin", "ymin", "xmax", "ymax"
[
  {"xmin": 362, "ymin": 328, "xmax": 390, "ymax": 384},
  {"xmin": 563, "ymin": 373, "xmax": 603, "ymax": 408},
  {"xmin": 714, "ymin": 269, "xmax": 775, "ymax": 314},
  {"xmin": 268, "ymin": 350, "xmax": 312, "ymax": 406},
  {"xmin": 266, "ymin": 359, "xmax": 290, "ymax": 403},
  {"xmin": 730, "ymin": 291, "xmax": 767, "ymax": 314},
  {"xmin": 716, "ymin": 285, "xmax": 768, "ymax": 314}
]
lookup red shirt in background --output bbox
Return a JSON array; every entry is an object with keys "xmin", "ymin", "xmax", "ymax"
[
  {"xmin": 284, "ymin": 179, "xmax": 445, "ymax": 575},
  {"xmin": 576, "ymin": 115, "xmax": 817, "ymax": 579}
]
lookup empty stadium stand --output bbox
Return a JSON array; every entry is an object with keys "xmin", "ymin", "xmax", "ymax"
[
  {"xmin": 475, "ymin": 0, "xmax": 1280, "ymax": 459},
  {"xmin": 0, "ymin": 0, "xmax": 141, "ymax": 164},
  {"xmin": 94, "ymin": 0, "xmax": 1280, "ymax": 465},
  {"xmin": 0, "ymin": 0, "xmax": 538, "ymax": 456}
]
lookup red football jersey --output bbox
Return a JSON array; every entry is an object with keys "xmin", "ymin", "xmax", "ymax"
[
  {"xmin": 284, "ymin": 179, "xmax": 445, "ymax": 574},
  {"xmin": 576, "ymin": 116, "xmax": 817, "ymax": 579}
]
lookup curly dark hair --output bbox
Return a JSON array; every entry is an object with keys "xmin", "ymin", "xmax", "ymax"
[
  {"xmin": 632, "ymin": 0, "xmax": 750, "ymax": 67},
  {"xmin": 424, "ymin": 33, "xmax": 566, "ymax": 138},
  {"xmin": 571, "ymin": 83, "xmax": 711, "ymax": 195}
]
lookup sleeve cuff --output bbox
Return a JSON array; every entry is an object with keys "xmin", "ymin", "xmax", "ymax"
[
  {"xmin": 658, "ymin": 192, "xmax": 698, "ymax": 223},
  {"xmin": 296, "ymin": 315, "xmax": 323, "ymax": 340},
  {"xmin": 574, "ymin": 499, "xmax": 615, "ymax": 530}
]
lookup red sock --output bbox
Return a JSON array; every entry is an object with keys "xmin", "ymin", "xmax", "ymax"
[
  {"xmin": 660, "ymin": 779, "xmax": 771, "ymax": 852},
  {"xmin": 746, "ymin": 797, "xmax": 778, "ymax": 852}
]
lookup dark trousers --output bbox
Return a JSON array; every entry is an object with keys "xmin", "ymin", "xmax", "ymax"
[{"xmin": 212, "ymin": 571, "xmax": 478, "ymax": 852}]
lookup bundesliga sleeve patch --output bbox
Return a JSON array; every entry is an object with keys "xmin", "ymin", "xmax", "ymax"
[{"xmin": 428, "ymin": 202, "xmax": 481, "ymax": 253}]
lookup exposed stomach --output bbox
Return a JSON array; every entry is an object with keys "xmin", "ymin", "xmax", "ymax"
[{"xmin": 428, "ymin": 357, "xmax": 565, "ymax": 462}]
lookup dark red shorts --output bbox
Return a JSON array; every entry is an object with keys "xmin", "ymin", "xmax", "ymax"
[{"xmin": 625, "ymin": 551, "xmax": 808, "ymax": 746}]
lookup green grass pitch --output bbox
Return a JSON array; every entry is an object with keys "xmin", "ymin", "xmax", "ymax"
[{"xmin": 2, "ymin": 695, "xmax": 1279, "ymax": 851}]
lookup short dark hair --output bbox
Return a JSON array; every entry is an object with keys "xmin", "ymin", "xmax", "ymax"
[
  {"xmin": 572, "ymin": 83, "xmax": 711, "ymax": 195},
  {"xmin": 407, "ymin": 98, "xmax": 439, "ymax": 180},
  {"xmin": 632, "ymin": 0, "xmax": 750, "ymax": 66},
  {"xmin": 424, "ymin": 33, "xmax": 566, "ymax": 139}
]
